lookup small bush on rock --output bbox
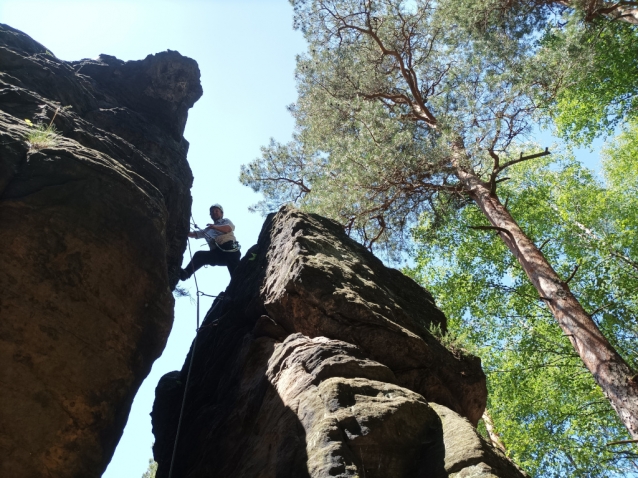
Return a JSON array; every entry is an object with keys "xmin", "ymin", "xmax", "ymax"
[{"xmin": 24, "ymin": 119, "xmax": 59, "ymax": 150}]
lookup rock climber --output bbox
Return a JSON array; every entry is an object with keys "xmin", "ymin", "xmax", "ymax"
[{"xmin": 179, "ymin": 204, "xmax": 241, "ymax": 280}]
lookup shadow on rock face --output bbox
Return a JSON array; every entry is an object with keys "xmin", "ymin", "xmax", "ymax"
[
  {"xmin": 152, "ymin": 207, "xmax": 526, "ymax": 478},
  {"xmin": 152, "ymin": 295, "xmax": 311, "ymax": 478},
  {"xmin": 153, "ymin": 305, "xmax": 447, "ymax": 478},
  {"xmin": 267, "ymin": 334, "xmax": 448, "ymax": 478}
]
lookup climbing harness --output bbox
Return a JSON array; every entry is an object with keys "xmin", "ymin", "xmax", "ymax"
[
  {"xmin": 167, "ymin": 234, "xmax": 222, "ymax": 478},
  {"xmin": 214, "ymin": 239, "xmax": 241, "ymax": 253}
]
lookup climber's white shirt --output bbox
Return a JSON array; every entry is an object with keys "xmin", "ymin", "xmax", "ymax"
[{"xmin": 193, "ymin": 218, "xmax": 236, "ymax": 245}]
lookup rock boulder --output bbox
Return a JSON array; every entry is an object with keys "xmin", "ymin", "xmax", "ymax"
[
  {"xmin": 0, "ymin": 24, "xmax": 201, "ymax": 477},
  {"xmin": 152, "ymin": 207, "xmax": 524, "ymax": 477}
]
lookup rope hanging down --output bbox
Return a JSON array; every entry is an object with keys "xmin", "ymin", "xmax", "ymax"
[{"xmin": 167, "ymin": 228, "xmax": 219, "ymax": 478}]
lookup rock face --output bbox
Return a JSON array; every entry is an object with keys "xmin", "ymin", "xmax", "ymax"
[
  {"xmin": 0, "ymin": 24, "xmax": 202, "ymax": 477},
  {"xmin": 152, "ymin": 207, "xmax": 527, "ymax": 477}
]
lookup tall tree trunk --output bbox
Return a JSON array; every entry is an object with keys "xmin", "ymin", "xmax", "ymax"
[
  {"xmin": 453, "ymin": 161, "xmax": 638, "ymax": 439},
  {"xmin": 482, "ymin": 410, "xmax": 507, "ymax": 453}
]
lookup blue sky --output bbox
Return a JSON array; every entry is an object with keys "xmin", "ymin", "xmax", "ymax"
[{"xmin": 1, "ymin": 1, "xmax": 306, "ymax": 476}]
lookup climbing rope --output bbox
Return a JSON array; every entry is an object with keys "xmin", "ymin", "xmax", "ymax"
[
  {"xmin": 167, "ymin": 230, "xmax": 219, "ymax": 478},
  {"xmin": 188, "ymin": 237, "xmax": 202, "ymax": 328},
  {"xmin": 167, "ymin": 313, "xmax": 199, "ymax": 478}
]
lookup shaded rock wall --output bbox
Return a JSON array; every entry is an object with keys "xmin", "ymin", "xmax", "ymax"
[
  {"xmin": 152, "ymin": 207, "xmax": 525, "ymax": 477},
  {"xmin": 0, "ymin": 24, "xmax": 202, "ymax": 477}
]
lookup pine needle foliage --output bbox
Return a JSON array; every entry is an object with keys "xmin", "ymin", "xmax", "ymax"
[
  {"xmin": 438, "ymin": 0, "xmax": 638, "ymax": 144},
  {"xmin": 141, "ymin": 459, "xmax": 157, "ymax": 478},
  {"xmin": 241, "ymin": 0, "xmax": 542, "ymax": 256}
]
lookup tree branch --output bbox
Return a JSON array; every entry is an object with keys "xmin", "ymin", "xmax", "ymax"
[
  {"xmin": 496, "ymin": 147, "xmax": 551, "ymax": 175},
  {"xmin": 610, "ymin": 251, "xmax": 638, "ymax": 274},
  {"xmin": 565, "ymin": 263, "xmax": 580, "ymax": 284},
  {"xmin": 468, "ymin": 224, "xmax": 515, "ymax": 240},
  {"xmin": 333, "ymin": 12, "xmax": 439, "ymax": 126},
  {"xmin": 538, "ymin": 237, "xmax": 552, "ymax": 252},
  {"xmin": 588, "ymin": 302, "xmax": 613, "ymax": 318},
  {"xmin": 606, "ymin": 439, "xmax": 638, "ymax": 446},
  {"xmin": 257, "ymin": 176, "xmax": 311, "ymax": 193}
]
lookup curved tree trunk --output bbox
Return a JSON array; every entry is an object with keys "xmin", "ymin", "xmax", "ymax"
[{"xmin": 453, "ymin": 163, "xmax": 638, "ymax": 439}]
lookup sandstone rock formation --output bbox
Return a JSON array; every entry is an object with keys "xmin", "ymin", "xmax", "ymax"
[
  {"xmin": 0, "ymin": 24, "xmax": 201, "ymax": 477},
  {"xmin": 152, "ymin": 207, "xmax": 527, "ymax": 477}
]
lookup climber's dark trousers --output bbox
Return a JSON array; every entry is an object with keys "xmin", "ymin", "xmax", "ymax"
[{"xmin": 183, "ymin": 247, "xmax": 241, "ymax": 278}]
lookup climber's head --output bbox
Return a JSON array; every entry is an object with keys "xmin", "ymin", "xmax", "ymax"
[{"xmin": 210, "ymin": 204, "xmax": 224, "ymax": 220}]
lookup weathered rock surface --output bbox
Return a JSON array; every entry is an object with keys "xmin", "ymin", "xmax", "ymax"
[
  {"xmin": 152, "ymin": 207, "xmax": 525, "ymax": 477},
  {"xmin": 0, "ymin": 24, "xmax": 201, "ymax": 477},
  {"xmin": 267, "ymin": 334, "xmax": 445, "ymax": 477},
  {"xmin": 431, "ymin": 404, "xmax": 528, "ymax": 478}
]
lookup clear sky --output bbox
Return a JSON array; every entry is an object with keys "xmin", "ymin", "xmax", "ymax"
[{"xmin": 1, "ymin": 1, "xmax": 306, "ymax": 476}]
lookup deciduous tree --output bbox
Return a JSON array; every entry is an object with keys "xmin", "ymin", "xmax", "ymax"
[{"xmin": 409, "ymin": 153, "xmax": 638, "ymax": 476}]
